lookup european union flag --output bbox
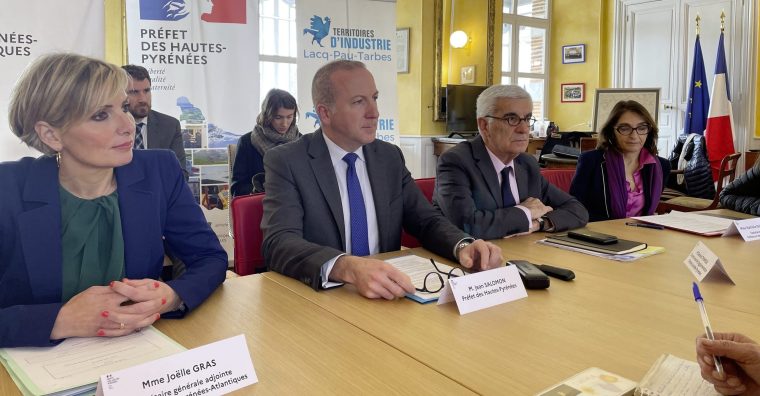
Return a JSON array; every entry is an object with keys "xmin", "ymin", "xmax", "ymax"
[{"xmin": 683, "ymin": 35, "xmax": 710, "ymax": 135}]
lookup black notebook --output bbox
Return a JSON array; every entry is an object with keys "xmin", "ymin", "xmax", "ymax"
[{"xmin": 545, "ymin": 233, "xmax": 647, "ymax": 255}]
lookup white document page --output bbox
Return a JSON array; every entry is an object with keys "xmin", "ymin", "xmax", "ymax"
[
  {"xmin": 636, "ymin": 354, "xmax": 720, "ymax": 396},
  {"xmin": 0, "ymin": 326, "xmax": 184, "ymax": 396},
  {"xmin": 386, "ymin": 255, "xmax": 462, "ymax": 303},
  {"xmin": 632, "ymin": 211, "xmax": 733, "ymax": 236}
]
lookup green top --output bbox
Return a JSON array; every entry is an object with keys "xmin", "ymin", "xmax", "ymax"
[{"xmin": 59, "ymin": 186, "xmax": 125, "ymax": 302}]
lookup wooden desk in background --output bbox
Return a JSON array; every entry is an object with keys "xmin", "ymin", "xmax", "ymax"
[
  {"xmin": 433, "ymin": 137, "xmax": 545, "ymax": 157},
  {"xmin": 0, "ymin": 276, "xmax": 473, "ymax": 396},
  {"xmin": 264, "ymin": 211, "xmax": 760, "ymax": 394},
  {"xmin": 540, "ymin": 153, "xmax": 578, "ymax": 169}
]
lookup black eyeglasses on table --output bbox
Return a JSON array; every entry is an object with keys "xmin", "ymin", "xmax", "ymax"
[{"xmin": 415, "ymin": 258, "xmax": 466, "ymax": 294}]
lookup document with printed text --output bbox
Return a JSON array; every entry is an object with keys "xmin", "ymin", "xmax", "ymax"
[{"xmin": 0, "ymin": 326, "xmax": 184, "ymax": 396}]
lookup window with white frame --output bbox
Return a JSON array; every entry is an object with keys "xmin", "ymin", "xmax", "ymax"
[
  {"xmin": 259, "ymin": 0, "xmax": 297, "ymax": 103},
  {"xmin": 501, "ymin": 0, "xmax": 549, "ymax": 122}
]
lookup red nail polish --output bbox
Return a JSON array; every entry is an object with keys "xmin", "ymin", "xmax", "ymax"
[
  {"xmin": 161, "ymin": 298, "xmax": 166, "ymax": 305},
  {"xmin": 101, "ymin": 310, "xmax": 109, "ymax": 318},
  {"xmin": 109, "ymin": 281, "xmax": 114, "ymax": 287},
  {"xmin": 97, "ymin": 330, "xmax": 105, "ymax": 336},
  {"xmin": 156, "ymin": 313, "xmax": 161, "ymax": 320},
  {"xmin": 154, "ymin": 281, "xmax": 160, "ymax": 289}
]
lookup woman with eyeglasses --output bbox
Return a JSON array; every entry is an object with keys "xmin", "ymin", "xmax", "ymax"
[{"xmin": 570, "ymin": 100, "xmax": 670, "ymax": 221}]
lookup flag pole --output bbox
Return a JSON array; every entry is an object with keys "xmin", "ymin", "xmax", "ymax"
[{"xmin": 720, "ymin": 10, "xmax": 725, "ymax": 32}]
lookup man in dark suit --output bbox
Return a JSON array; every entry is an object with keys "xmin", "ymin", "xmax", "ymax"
[
  {"xmin": 262, "ymin": 60, "xmax": 502, "ymax": 300},
  {"xmin": 433, "ymin": 85, "xmax": 588, "ymax": 240},
  {"xmin": 122, "ymin": 65, "xmax": 187, "ymax": 179}
]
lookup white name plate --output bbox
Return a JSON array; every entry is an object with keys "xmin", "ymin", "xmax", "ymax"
[
  {"xmin": 683, "ymin": 241, "xmax": 735, "ymax": 284},
  {"xmin": 724, "ymin": 217, "xmax": 760, "ymax": 242},
  {"xmin": 96, "ymin": 334, "xmax": 257, "ymax": 396},
  {"xmin": 438, "ymin": 266, "xmax": 527, "ymax": 315}
]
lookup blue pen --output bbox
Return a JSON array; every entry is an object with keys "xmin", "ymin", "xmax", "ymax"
[{"xmin": 693, "ymin": 282, "xmax": 724, "ymax": 377}]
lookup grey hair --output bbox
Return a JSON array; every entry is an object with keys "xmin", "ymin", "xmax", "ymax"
[
  {"xmin": 311, "ymin": 60, "xmax": 367, "ymax": 108},
  {"xmin": 475, "ymin": 85, "xmax": 532, "ymax": 119}
]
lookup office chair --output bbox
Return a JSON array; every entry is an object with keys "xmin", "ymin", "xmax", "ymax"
[
  {"xmin": 540, "ymin": 168, "xmax": 575, "ymax": 193},
  {"xmin": 400, "ymin": 177, "xmax": 435, "ymax": 248},
  {"xmin": 231, "ymin": 193, "xmax": 267, "ymax": 276},
  {"xmin": 656, "ymin": 152, "xmax": 741, "ymax": 213}
]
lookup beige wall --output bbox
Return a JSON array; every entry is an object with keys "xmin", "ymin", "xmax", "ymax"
[
  {"xmin": 397, "ymin": 0, "xmax": 446, "ymax": 136},
  {"xmin": 547, "ymin": 0, "xmax": 606, "ymax": 131},
  {"xmin": 104, "ymin": 0, "xmax": 126, "ymax": 65}
]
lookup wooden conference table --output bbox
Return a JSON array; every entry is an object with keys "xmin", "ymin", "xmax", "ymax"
[
  {"xmin": 0, "ymin": 275, "xmax": 473, "ymax": 395},
  {"xmin": 264, "ymin": 210, "xmax": 760, "ymax": 394},
  {"xmin": 2, "ymin": 210, "xmax": 757, "ymax": 394}
]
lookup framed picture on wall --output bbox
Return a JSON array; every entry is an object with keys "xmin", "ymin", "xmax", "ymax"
[
  {"xmin": 592, "ymin": 88, "xmax": 660, "ymax": 132},
  {"xmin": 562, "ymin": 44, "xmax": 585, "ymax": 64},
  {"xmin": 561, "ymin": 83, "xmax": 585, "ymax": 102},
  {"xmin": 396, "ymin": 28, "xmax": 410, "ymax": 73}
]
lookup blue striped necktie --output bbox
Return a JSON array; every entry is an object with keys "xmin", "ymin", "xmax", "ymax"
[
  {"xmin": 501, "ymin": 167, "xmax": 516, "ymax": 207},
  {"xmin": 134, "ymin": 122, "xmax": 145, "ymax": 149},
  {"xmin": 343, "ymin": 153, "xmax": 369, "ymax": 256}
]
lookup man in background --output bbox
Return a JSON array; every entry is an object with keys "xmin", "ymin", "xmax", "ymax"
[
  {"xmin": 122, "ymin": 64, "xmax": 187, "ymax": 179},
  {"xmin": 433, "ymin": 84, "xmax": 588, "ymax": 240}
]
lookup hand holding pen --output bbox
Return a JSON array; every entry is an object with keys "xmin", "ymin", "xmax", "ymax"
[{"xmin": 696, "ymin": 332, "xmax": 760, "ymax": 395}]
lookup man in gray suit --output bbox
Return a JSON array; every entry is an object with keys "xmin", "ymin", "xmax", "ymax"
[
  {"xmin": 433, "ymin": 85, "xmax": 588, "ymax": 240},
  {"xmin": 262, "ymin": 60, "xmax": 502, "ymax": 300},
  {"xmin": 122, "ymin": 65, "xmax": 187, "ymax": 179}
]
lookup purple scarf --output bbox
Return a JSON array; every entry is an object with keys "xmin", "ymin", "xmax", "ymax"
[{"xmin": 604, "ymin": 149, "xmax": 663, "ymax": 219}]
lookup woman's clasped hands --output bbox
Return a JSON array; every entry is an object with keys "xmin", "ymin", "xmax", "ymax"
[{"xmin": 50, "ymin": 278, "xmax": 181, "ymax": 340}]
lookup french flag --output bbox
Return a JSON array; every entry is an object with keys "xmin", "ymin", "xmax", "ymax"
[{"xmin": 704, "ymin": 31, "xmax": 736, "ymax": 180}]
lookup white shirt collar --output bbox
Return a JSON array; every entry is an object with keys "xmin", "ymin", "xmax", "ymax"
[
  {"xmin": 484, "ymin": 145, "xmax": 515, "ymax": 174},
  {"xmin": 322, "ymin": 132, "xmax": 366, "ymax": 164}
]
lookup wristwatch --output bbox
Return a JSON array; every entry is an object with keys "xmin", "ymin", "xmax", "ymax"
[
  {"xmin": 454, "ymin": 237, "xmax": 475, "ymax": 258},
  {"xmin": 537, "ymin": 216, "xmax": 546, "ymax": 231}
]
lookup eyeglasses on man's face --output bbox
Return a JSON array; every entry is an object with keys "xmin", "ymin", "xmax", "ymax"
[
  {"xmin": 615, "ymin": 124, "xmax": 650, "ymax": 136},
  {"xmin": 415, "ymin": 258, "xmax": 466, "ymax": 294},
  {"xmin": 485, "ymin": 114, "xmax": 537, "ymax": 127}
]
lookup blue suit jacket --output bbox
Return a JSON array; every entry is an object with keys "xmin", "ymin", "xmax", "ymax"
[{"xmin": 0, "ymin": 150, "xmax": 227, "ymax": 347}]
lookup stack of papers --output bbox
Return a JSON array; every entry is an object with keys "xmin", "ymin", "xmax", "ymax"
[
  {"xmin": 634, "ymin": 354, "xmax": 720, "ymax": 395},
  {"xmin": 386, "ymin": 255, "xmax": 462, "ymax": 303},
  {"xmin": 632, "ymin": 211, "xmax": 734, "ymax": 236},
  {"xmin": 0, "ymin": 327, "xmax": 184, "ymax": 395},
  {"xmin": 535, "ymin": 367, "xmax": 637, "ymax": 395}
]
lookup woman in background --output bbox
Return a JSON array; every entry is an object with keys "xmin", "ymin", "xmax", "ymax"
[
  {"xmin": 570, "ymin": 100, "xmax": 670, "ymax": 221},
  {"xmin": 231, "ymin": 89, "xmax": 301, "ymax": 196},
  {"xmin": 0, "ymin": 53, "xmax": 227, "ymax": 348},
  {"xmin": 719, "ymin": 156, "xmax": 760, "ymax": 216}
]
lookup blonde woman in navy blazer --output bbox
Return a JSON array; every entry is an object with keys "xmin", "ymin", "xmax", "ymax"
[{"xmin": 0, "ymin": 54, "xmax": 226, "ymax": 348}]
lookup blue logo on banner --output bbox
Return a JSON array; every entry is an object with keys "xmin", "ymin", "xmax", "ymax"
[
  {"xmin": 305, "ymin": 109, "xmax": 321, "ymax": 127},
  {"xmin": 303, "ymin": 15, "xmax": 331, "ymax": 47},
  {"xmin": 140, "ymin": 0, "xmax": 190, "ymax": 21}
]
